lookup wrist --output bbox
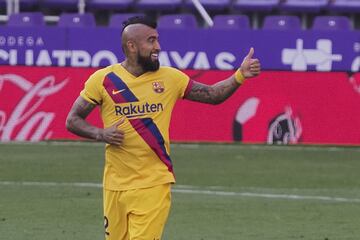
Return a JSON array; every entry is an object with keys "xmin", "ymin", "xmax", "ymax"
[
  {"xmin": 234, "ymin": 68, "xmax": 245, "ymax": 85},
  {"xmin": 95, "ymin": 128, "xmax": 103, "ymax": 142}
]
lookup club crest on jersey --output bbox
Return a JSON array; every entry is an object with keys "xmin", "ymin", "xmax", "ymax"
[{"xmin": 152, "ymin": 81, "xmax": 165, "ymax": 93}]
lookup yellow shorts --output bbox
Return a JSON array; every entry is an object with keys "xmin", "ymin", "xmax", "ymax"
[{"xmin": 103, "ymin": 183, "xmax": 171, "ymax": 240}]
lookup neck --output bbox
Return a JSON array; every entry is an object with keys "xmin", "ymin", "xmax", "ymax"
[{"xmin": 121, "ymin": 59, "xmax": 145, "ymax": 77}]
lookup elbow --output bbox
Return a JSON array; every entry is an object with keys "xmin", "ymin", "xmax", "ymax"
[{"xmin": 65, "ymin": 115, "xmax": 74, "ymax": 132}]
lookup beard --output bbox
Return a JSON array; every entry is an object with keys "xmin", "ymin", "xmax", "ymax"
[{"xmin": 137, "ymin": 52, "xmax": 160, "ymax": 72}]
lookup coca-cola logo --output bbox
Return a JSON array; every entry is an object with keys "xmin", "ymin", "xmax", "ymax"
[{"xmin": 0, "ymin": 74, "xmax": 68, "ymax": 141}]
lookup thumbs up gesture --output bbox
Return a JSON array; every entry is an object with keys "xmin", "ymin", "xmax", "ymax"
[{"xmin": 239, "ymin": 47, "xmax": 261, "ymax": 79}]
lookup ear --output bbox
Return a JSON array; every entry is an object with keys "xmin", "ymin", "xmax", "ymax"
[{"xmin": 127, "ymin": 41, "xmax": 137, "ymax": 53}]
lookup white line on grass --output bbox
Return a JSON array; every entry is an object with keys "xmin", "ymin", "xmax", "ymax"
[
  {"xmin": 172, "ymin": 143, "xmax": 360, "ymax": 152},
  {"xmin": 2, "ymin": 141, "xmax": 359, "ymax": 152},
  {"xmin": 1, "ymin": 181, "xmax": 360, "ymax": 203}
]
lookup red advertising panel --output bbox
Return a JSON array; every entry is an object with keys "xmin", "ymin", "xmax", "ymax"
[
  {"xmin": 0, "ymin": 66, "xmax": 99, "ymax": 141},
  {"xmin": 1, "ymin": 66, "xmax": 359, "ymax": 145},
  {"xmin": 171, "ymin": 71, "xmax": 360, "ymax": 145}
]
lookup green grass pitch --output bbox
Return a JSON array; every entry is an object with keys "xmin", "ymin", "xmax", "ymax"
[{"xmin": 0, "ymin": 142, "xmax": 360, "ymax": 240}]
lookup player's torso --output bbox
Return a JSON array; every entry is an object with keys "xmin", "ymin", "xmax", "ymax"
[
  {"xmin": 100, "ymin": 65, "xmax": 178, "ymax": 135},
  {"xmin": 98, "ymin": 65, "xmax": 179, "ymax": 190}
]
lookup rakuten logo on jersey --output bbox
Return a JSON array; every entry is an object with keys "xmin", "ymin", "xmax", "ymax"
[
  {"xmin": 0, "ymin": 74, "xmax": 68, "ymax": 141},
  {"xmin": 114, "ymin": 102, "xmax": 164, "ymax": 118}
]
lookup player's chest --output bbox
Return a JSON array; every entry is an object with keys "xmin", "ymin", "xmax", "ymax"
[{"xmin": 103, "ymin": 78, "xmax": 171, "ymax": 105}]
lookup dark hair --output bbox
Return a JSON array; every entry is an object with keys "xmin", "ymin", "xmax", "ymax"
[{"xmin": 122, "ymin": 16, "xmax": 157, "ymax": 32}]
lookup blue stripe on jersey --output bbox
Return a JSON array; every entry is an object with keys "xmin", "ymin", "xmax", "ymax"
[{"xmin": 106, "ymin": 72, "xmax": 138, "ymax": 102}]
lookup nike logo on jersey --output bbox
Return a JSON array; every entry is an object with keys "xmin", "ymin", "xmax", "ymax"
[{"xmin": 112, "ymin": 89, "xmax": 126, "ymax": 95}]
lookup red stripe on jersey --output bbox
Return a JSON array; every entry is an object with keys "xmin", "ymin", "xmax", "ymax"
[
  {"xmin": 129, "ymin": 118, "xmax": 174, "ymax": 174},
  {"xmin": 183, "ymin": 79, "xmax": 194, "ymax": 98}
]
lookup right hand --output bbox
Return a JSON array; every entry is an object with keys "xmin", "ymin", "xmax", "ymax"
[{"xmin": 97, "ymin": 118, "xmax": 125, "ymax": 146}]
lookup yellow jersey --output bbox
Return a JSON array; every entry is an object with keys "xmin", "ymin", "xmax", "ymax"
[{"xmin": 80, "ymin": 64, "xmax": 192, "ymax": 191}]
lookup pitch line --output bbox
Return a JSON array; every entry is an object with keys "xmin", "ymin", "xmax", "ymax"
[
  {"xmin": 2, "ymin": 141, "xmax": 359, "ymax": 152},
  {"xmin": 1, "ymin": 181, "xmax": 360, "ymax": 203}
]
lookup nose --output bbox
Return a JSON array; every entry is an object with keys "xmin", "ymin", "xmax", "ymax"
[{"xmin": 154, "ymin": 40, "xmax": 161, "ymax": 52}]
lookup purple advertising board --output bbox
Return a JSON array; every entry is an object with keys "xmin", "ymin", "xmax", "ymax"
[{"xmin": 0, "ymin": 26, "xmax": 359, "ymax": 71}]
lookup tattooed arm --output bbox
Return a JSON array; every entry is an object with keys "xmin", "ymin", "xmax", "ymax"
[
  {"xmin": 66, "ymin": 96, "xmax": 124, "ymax": 146},
  {"xmin": 185, "ymin": 48, "xmax": 261, "ymax": 105},
  {"xmin": 185, "ymin": 76, "xmax": 240, "ymax": 104}
]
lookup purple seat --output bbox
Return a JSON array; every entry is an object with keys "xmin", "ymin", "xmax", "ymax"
[
  {"xmin": 109, "ymin": 14, "xmax": 145, "ymax": 28},
  {"xmin": 0, "ymin": 0, "xmax": 6, "ymax": 10},
  {"xmin": 42, "ymin": 0, "xmax": 79, "ymax": 8},
  {"xmin": 158, "ymin": 14, "xmax": 198, "ymax": 29},
  {"xmin": 7, "ymin": 12, "xmax": 45, "ymax": 26},
  {"xmin": 328, "ymin": 0, "xmax": 360, "ymax": 13},
  {"xmin": 185, "ymin": 0, "xmax": 231, "ymax": 12},
  {"xmin": 233, "ymin": 0, "xmax": 280, "ymax": 12},
  {"xmin": 263, "ymin": 15, "xmax": 301, "ymax": 30},
  {"xmin": 213, "ymin": 15, "xmax": 251, "ymax": 29},
  {"xmin": 19, "ymin": 0, "xmax": 39, "ymax": 9},
  {"xmin": 312, "ymin": 16, "xmax": 352, "ymax": 30},
  {"xmin": 137, "ymin": 0, "xmax": 182, "ymax": 11},
  {"xmin": 280, "ymin": 0, "xmax": 328, "ymax": 13},
  {"xmin": 87, "ymin": 0, "xmax": 133, "ymax": 10},
  {"xmin": 58, "ymin": 13, "xmax": 96, "ymax": 27}
]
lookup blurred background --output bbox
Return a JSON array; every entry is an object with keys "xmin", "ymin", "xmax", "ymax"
[
  {"xmin": 0, "ymin": 1, "xmax": 360, "ymax": 240},
  {"xmin": 0, "ymin": 0, "xmax": 359, "ymax": 144}
]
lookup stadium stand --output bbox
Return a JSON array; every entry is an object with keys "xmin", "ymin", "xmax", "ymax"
[
  {"xmin": 158, "ymin": 14, "xmax": 198, "ymax": 29},
  {"xmin": 57, "ymin": 12, "xmax": 96, "ymax": 27},
  {"xmin": 262, "ymin": 15, "xmax": 302, "ymax": 30},
  {"xmin": 184, "ymin": 0, "xmax": 231, "ymax": 12},
  {"xmin": 136, "ymin": 0, "xmax": 182, "ymax": 12},
  {"xmin": 212, "ymin": 14, "xmax": 251, "ymax": 30},
  {"xmin": 232, "ymin": 0, "xmax": 280, "ymax": 12},
  {"xmin": 0, "ymin": 0, "xmax": 7, "ymax": 15},
  {"xmin": 87, "ymin": 0, "xmax": 133, "ymax": 11},
  {"xmin": 108, "ymin": 13, "xmax": 144, "ymax": 28},
  {"xmin": 0, "ymin": 0, "xmax": 360, "ymax": 30},
  {"xmin": 280, "ymin": 0, "xmax": 329, "ymax": 13},
  {"xmin": 232, "ymin": 0, "xmax": 280, "ymax": 29},
  {"xmin": 42, "ymin": 0, "xmax": 79, "ymax": 10},
  {"xmin": 328, "ymin": 0, "xmax": 360, "ymax": 13},
  {"xmin": 312, "ymin": 15, "xmax": 352, "ymax": 30},
  {"xmin": 17, "ymin": 0, "xmax": 38, "ymax": 10},
  {"xmin": 7, "ymin": 11, "xmax": 44, "ymax": 26},
  {"xmin": 279, "ymin": 0, "xmax": 329, "ymax": 28}
]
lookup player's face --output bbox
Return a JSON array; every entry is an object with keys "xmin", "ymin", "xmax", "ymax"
[{"xmin": 137, "ymin": 28, "xmax": 161, "ymax": 72}]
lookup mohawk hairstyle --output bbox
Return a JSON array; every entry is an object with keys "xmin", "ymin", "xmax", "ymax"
[{"xmin": 122, "ymin": 16, "xmax": 157, "ymax": 32}]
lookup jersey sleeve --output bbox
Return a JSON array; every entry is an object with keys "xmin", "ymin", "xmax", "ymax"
[
  {"xmin": 170, "ymin": 68, "xmax": 193, "ymax": 99},
  {"xmin": 80, "ymin": 71, "xmax": 103, "ymax": 105}
]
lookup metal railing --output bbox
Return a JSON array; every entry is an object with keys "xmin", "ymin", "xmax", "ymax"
[{"xmin": 190, "ymin": 0, "xmax": 213, "ymax": 27}]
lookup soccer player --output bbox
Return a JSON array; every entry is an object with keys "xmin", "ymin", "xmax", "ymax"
[{"xmin": 66, "ymin": 16, "xmax": 260, "ymax": 240}]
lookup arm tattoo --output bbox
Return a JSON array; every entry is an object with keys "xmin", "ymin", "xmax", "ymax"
[
  {"xmin": 185, "ymin": 77, "xmax": 240, "ymax": 104},
  {"xmin": 65, "ymin": 96, "xmax": 100, "ymax": 140}
]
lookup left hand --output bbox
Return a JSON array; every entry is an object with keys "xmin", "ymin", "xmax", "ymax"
[{"xmin": 239, "ymin": 47, "xmax": 261, "ymax": 78}]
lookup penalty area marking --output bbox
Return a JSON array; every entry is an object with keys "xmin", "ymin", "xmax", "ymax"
[{"xmin": 0, "ymin": 181, "xmax": 360, "ymax": 203}]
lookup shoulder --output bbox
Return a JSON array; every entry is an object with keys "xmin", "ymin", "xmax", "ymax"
[
  {"xmin": 159, "ymin": 66, "xmax": 183, "ymax": 73},
  {"xmin": 92, "ymin": 65, "xmax": 115, "ymax": 77},
  {"xmin": 87, "ymin": 64, "xmax": 117, "ymax": 83},
  {"xmin": 158, "ymin": 66, "xmax": 189, "ymax": 79}
]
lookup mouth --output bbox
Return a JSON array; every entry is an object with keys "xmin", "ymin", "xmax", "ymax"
[{"xmin": 150, "ymin": 53, "xmax": 159, "ymax": 61}]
